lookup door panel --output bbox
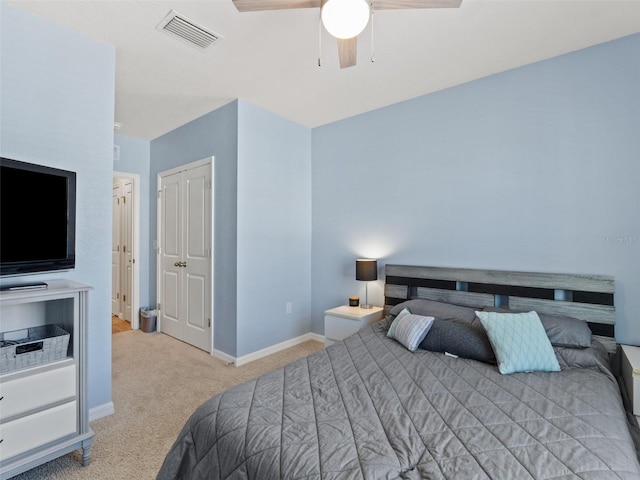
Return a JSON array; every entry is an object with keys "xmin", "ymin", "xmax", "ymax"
[
  {"xmin": 158, "ymin": 162, "xmax": 211, "ymax": 352},
  {"xmin": 161, "ymin": 270, "xmax": 181, "ymax": 337},
  {"xmin": 160, "ymin": 173, "xmax": 183, "ymax": 340},
  {"xmin": 186, "ymin": 273, "xmax": 206, "ymax": 330},
  {"xmin": 123, "ymin": 181, "xmax": 133, "ymax": 322},
  {"xmin": 163, "ymin": 180, "xmax": 181, "ymax": 257},
  {"xmin": 186, "ymin": 175, "xmax": 206, "ymax": 258},
  {"xmin": 181, "ymin": 164, "xmax": 211, "ymax": 351},
  {"xmin": 111, "ymin": 187, "xmax": 121, "ymax": 316}
]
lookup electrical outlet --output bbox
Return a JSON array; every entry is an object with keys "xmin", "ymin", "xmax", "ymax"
[{"xmin": 286, "ymin": 302, "xmax": 292, "ymax": 314}]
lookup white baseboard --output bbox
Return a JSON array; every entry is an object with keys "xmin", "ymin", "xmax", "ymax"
[
  {"xmin": 212, "ymin": 332, "xmax": 325, "ymax": 367},
  {"xmin": 210, "ymin": 347, "xmax": 236, "ymax": 365},
  {"xmin": 236, "ymin": 332, "xmax": 324, "ymax": 366},
  {"xmin": 89, "ymin": 401, "xmax": 115, "ymax": 422},
  {"xmin": 306, "ymin": 332, "xmax": 325, "ymax": 344}
]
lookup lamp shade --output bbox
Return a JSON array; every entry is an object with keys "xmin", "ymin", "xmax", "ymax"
[{"xmin": 356, "ymin": 259, "xmax": 377, "ymax": 281}]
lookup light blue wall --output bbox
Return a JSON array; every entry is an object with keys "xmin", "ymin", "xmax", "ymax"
[
  {"xmin": 149, "ymin": 100, "xmax": 313, "ymax": 358},
  {"xmin": 150, "ymin": 102, "xmax": 239, "ymax": 355},
  {"xmin": 113, "ymin": 134, "xmax": 151, "ymax": 308},
  {"xmin": 6, "ymin": 0, "xmax": 636, "ymax": 390},
  {"xmin": 312, "ymin": 33, "xmax": 640, "ymax": 346},
  {"xmin": 236, "ymin": 100, "xmax": 312, "ymax": 356},
  {"xmin": 0, "ymin": 3, "xmax": 116, "ymax": 408}
]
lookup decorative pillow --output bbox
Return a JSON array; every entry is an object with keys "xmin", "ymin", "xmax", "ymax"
[
  {"xmin": 389, "ymin": 299, "xmax": 477, "ymax": 324},
  {"xmin": 419, "ymin": 319, "xmax": 496, "ymax": 364},
  {"xmin": 554, "ymin": 341, "xmax": 609, "ymax": 371},
  {"xmin": 476, "ymin": 311, "xmax": 560, "ymax": 374},
  {"xmin": 393, "ymin": 314, "xmax": 435, "ymax": 352},
  {"xmin": 537, "ymin": 313, "xmax": 592, "ymax": 348},
  {"xmin": 482, "ymin": 307, "xmax": 592, "ymax": 348},
  {"xmin": 387, "ymin": 308, "xmax": 411, "ymax": 339}
]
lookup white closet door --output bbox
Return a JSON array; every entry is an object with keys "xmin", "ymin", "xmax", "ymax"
[
  {"xmin": 181, "ymin": 164, "xmax": 211, "ymax": 350},
  {"xmin": 111, "ymin": 185, "xmax": 121, "ymax": 316},
  {"xmin": 158, "ymin": 160, "xmax": 212, "ymax": 352},
  {"xmin": 122, "ymin": 181, "xmax": 133, "ymax": 322},
  {"xmin": 159, "ymin": 171, "xmax": 183, "ymax": 341}
]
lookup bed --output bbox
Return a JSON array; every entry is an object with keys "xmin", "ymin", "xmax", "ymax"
[{"xmin": 157, "ymin": 265, "xmax": 640, "ymax": 479}]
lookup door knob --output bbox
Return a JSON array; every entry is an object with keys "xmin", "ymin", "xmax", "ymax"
[
  {"xmin": 181, "ymin": 262, "xmax": 188, "ymax": 268},
  {"xmin": 174, "ymin": 262, "xmax": 181, "ymax": 267}
]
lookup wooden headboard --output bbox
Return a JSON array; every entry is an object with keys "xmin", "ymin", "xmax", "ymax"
[{"xmin": 384, "ymin": 264, "xmax": 615, "ymax": 351}]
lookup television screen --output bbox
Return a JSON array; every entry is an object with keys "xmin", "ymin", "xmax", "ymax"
[{"xmin": 0, "ymin": 157, "xmax": 76, "ymax": 276}]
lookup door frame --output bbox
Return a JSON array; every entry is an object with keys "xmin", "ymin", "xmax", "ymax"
[
  {"xmin": 156, "ymin": 157, "xmax": 214, "ymax": 352},
  {"xmin": 113, "ymin": 171, "xmax": 141, "ymax": 330}
]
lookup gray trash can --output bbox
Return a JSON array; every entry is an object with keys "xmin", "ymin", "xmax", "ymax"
[{"xmin": 139, "ymin": 307, "xmax": 157, "ymax": 333}]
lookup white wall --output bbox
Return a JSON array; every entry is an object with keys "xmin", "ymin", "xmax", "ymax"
[
  {"xmin": 312, "ymin": 33, "xmax": 640, "ymax": 346},
  {"xmin": 0, "ymin": 3, "xmax": 116, "ymax": 409}
]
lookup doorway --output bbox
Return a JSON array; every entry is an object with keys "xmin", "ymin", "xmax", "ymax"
[
  {"xmin": 112, "ymin": 172, "xmax": 141, "ymax": 330},
  {"xmin": 156, "ymin": 157, "xmax": 213, "ymax": 352}
]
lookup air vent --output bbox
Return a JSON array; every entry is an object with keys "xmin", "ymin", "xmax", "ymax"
[{"xmin": 157, "ymin": 11, "xmax": 222, "ymax": 50}]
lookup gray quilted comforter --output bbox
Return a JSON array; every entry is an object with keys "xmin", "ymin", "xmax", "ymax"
[{"xmin": 158, "ymin": 322, "xmax": 640, "ymax": 479}]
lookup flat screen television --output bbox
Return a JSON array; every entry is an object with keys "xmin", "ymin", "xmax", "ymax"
[{"xmin": 0, "ymin": 157, "xmax": 76, "ymax": 276}]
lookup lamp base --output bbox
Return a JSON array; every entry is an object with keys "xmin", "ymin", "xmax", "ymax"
[{"xmin": 360, "ymin": 304, "xmax": 374, "ymax": 309}]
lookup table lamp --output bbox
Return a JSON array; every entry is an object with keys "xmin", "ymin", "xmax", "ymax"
[{"xmin": 356, "ymin": 259, "xmax": 377, "ymax": 309}]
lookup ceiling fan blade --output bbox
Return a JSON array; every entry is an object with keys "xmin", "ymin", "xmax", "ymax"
[
  {"xmin": 337, "ymin": 37, "xmax": 357, "ymax": 69},
  {"xmin": 372, "ymin": 0, "xmax": 461, "ymax": 9},
  {"xmin": 232, "ymin": 0, "xmax": 320, "ymax": 12}
]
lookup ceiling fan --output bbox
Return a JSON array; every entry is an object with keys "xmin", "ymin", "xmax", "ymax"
[{"xmin": 232, "ymin": 0, "xmax": 462, "ymax": 69}]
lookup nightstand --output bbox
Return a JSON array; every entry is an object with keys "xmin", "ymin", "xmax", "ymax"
[
  {"xmin": 621, "ymin": 345, "xmax": 640, "ymax": 427},
  {"xmin": 324, "ymin": 305, "xmax": 384, "ymax": 346}
]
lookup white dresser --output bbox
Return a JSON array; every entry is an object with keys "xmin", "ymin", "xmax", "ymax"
[
  {"xmin": 324, "ymin": 305, "xmax": 384, "ymax": 346},
  {"xmin": 0, "ymin": 280, "xmax": 94, "ymax": 479}
]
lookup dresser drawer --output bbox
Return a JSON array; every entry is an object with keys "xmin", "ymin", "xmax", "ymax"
[
  {"xmin": 0, "ymin": 364, "xmax": 76, "ymax": 419},
  {"xmin": 324, "ymin": 315, "xmax": 361, "ymax": 342},
  {"xmin": 324, "ymin": 306, "xmax": 384, "ymax": 344},
  {"xmin": 0, "ymin": 401, "xmax": 77, "ymax": 461}
]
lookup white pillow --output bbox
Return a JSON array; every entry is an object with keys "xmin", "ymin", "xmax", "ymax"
[
  {"xmin": 394, "ymin": 314, "xmax": 435, "ymax": 352},
  {"xmin": 387, "ymin": 308, "xmax": 411, "ymax": 339}
]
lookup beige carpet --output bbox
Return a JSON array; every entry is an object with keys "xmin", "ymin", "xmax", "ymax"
[{"xmin": 12, "ymin": 330, "xmax": 324, "ymax": 480}]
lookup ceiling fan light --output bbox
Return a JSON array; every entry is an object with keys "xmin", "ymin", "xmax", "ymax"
[{"xmin": 321, "ymin": 0, "xmax": 370, "ymax": 40}]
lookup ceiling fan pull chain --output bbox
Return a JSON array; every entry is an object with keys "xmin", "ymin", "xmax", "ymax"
[
  {"xmin": 318, "ymin": 13, "xmax": 322, "ymax": 67},
  {"xmin": 371, "ymin": 5, "xmax": 375, "ymax": 63}
]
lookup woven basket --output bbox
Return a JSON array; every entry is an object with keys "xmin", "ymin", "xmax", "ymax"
[{"xmin": 0, "ymin": 325, "xmax": 70, "ymax": 374}]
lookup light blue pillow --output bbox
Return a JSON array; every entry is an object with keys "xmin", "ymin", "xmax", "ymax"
[
  {"xmin": 476, "ymin": 311, "xmax": 560, "ymax": 375},
  {"xmin": 387, "ymin": 308, "xmax": 411, "ymax": 339},
  {"xmin": 394, "ymin": 314, "xmax": 434, "ymax": 352}
]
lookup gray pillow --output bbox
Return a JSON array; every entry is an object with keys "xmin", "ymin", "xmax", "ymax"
[
  {"xmin": 481, "ymin": 307, "xmax": 591, "ymax": 348},
  {"xmin": 390, "ymin": 299, "xmax": 477, "ymax": 324},
  {"xmin": 419, "ymin": 319, "xmax": 496, "ymax": 364}
]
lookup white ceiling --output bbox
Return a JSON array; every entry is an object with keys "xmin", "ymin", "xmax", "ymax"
[{"xmin": 9, "ymin": 0, "xmax": 640, "ymax": 140}]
